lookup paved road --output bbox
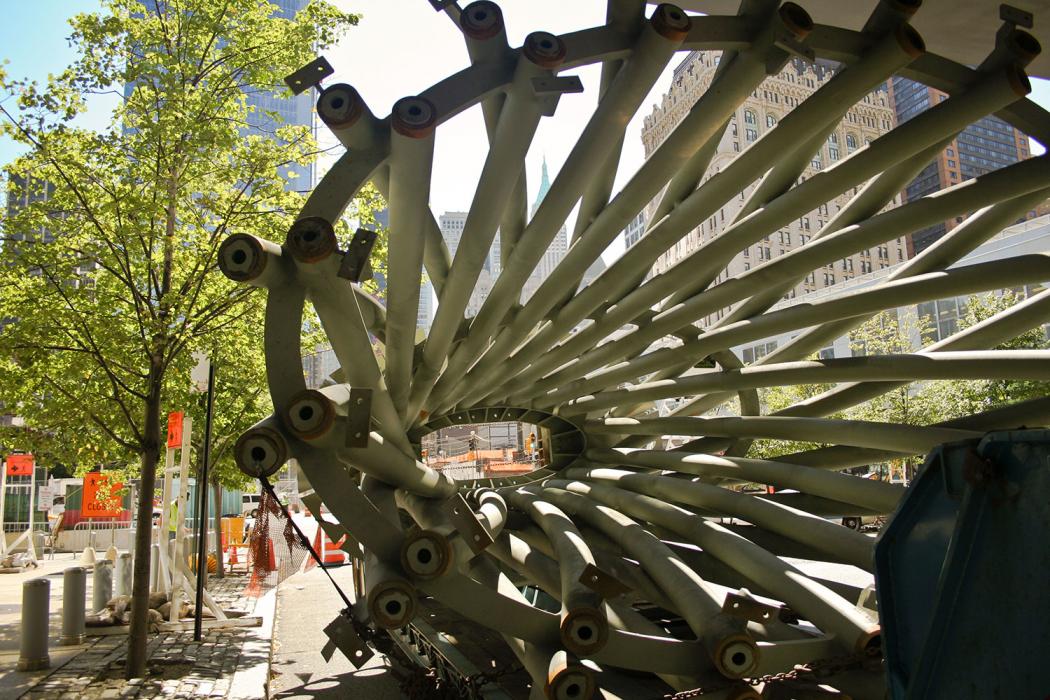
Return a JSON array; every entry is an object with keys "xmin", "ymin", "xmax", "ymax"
[{"xmin": 270, "ymin": 565, "xmax": 401, "ymax": 699}]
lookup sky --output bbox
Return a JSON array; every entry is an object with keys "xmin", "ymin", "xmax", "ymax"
[{"xmin": 3, "ymin": 0, "xmax": 1050, "ymax": 265}]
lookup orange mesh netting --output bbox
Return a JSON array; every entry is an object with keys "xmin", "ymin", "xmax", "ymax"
[{"xmin": 245, "ymin": 484, "xmax": 310, "ymax": 597}]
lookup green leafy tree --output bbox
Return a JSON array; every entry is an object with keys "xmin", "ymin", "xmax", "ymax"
[{"xmin": 0, "ymin": 0, "xmax": 358, "ymax": 676}]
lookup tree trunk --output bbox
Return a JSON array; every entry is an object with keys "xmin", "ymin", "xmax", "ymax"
[
  {"xmin": 126, "ymin": 356, "xmax": 164, "ymax": 678},
  {"xmin": 212, "ymin": 479, "xmax": 224, "ymax": 579}
]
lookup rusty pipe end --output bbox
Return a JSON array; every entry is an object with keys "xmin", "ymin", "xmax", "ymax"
[
  {"xmin": 713, "ymin": 633, "xmax": 760, "ymax": 679},
  {"xmin": 895, "ymin": 23, "xmax": 926, "ymax": 58},
  {"xmin": 286, "ymin": 216, "xmax": 338, "ymax": 263},
  {"xmin": 778, "ymin": 2, "xmax": 814, "ymax": 40},
  {"xmin": 367, "ymin": 580, "xmax": 417, "ymax": 629},
  {"xmin": 523, "ymin": 31, "xmax": 567, "ymax": 69},
  {"xmin": 317, "ymin": 84, "xmax": 364, "ymax": 129},
  {"xmin": 461, "ymin": 1, "xmax": 503, "ymax": 41},
  {"xmin": 284, "ymin": 389, "xmax": 336, "ymax": 441},
  {"xmin": 650, "ymin": 4, "xmax": 692, "ymax": 42},
  {"xmin": 560, "ymin": 607, "xmax": 609, "ymax": 656},
  {"xmin": 546, "ymin": 655, "xmax": 596, "ymax": 700},
  {"xmin": 1007, "ymin": 29, "xmax": 1042, "ymax": 65},
  {"xmin": 235, "ymin": 425, "xmax": 288, "ymax": 479},
  {"xmin": 400, "ymin": 529, "xmax": 453, "ymax": 580},
  {"xmin": 857, "ymin": 626, "xmax": 883, "ymax": 656},
  {"xmin": 218, "ymin": 234, "xmax": 269, "ymax": 282},
  {"xmin": 391, "ymin": 96, "xmax": 438, "ymax": 139}
]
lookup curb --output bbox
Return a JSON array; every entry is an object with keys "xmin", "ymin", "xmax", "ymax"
[{"xmin": 227, "ymin": 587, "xmax": 278, "ymax": 700}]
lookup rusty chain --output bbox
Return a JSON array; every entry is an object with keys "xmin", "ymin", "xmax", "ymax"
[{"xmin": 662, "ymin": 651, "xmax": 878, "ymax": 698}]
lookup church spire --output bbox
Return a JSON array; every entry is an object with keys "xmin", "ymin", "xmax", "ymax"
[{"xmin": 534, "ymin": 156, "xmax": 551, "ymax": 208}]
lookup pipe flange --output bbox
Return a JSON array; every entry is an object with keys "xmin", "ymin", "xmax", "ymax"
[
  {"xmin": 560, "ymin": 607, "xmax": 609, "ymax": 656},
  {"xmin": 218, "ymin": 234, "xmax": 268, "ymax": 282},
  {"xmin": 392, "ymin": 96, "xmax": 438, "ymax": 138},
  {"xmin": 235, "ymin": 426, "xmax": 288, "ymax": 479},
  {"xmin": 317, "ymin": 84, "xmax": 364, "ymax": 129},
  {"xmin": 400, "ymin": 529, "xmax": 453, "ymax": 580},
  {"xmin": 284, "ymin": 389, "xmax": 336, "ymax": 441},
  {"xmin": 650, "ymin": 4, "xmax": 692, "ymax": 42},
  {"xmin": 546, "ymin": 659, "xmax": 595, "ymax": 700},
  {"xmin": 713, "ymin": 634, "xmax": 760, "ymax": 679},
  {"xmin": 523, "ymin": 31, "xmax": 567, "ymax": 69},
  {"xmin": 286, "ymin": 216, "xmax": 338, "ymax": 263},
  {"xmin": 461, "ymin": 1, "xmax": 503, "ymax": 40},
  {"xmin": 368, "ymin": 580, "xmax": 417, "ymax": 629}
]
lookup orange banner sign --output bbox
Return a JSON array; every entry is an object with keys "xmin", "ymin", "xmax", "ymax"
[
  {"xmin": 167, "ymin": 411, "xmax": 184, "ymax": 448},
  {"xmin": 5, "ymin": 454, "xmax": 34, "ymax": 477},
  {"xmin": 82, "ymin": 472, "xmax": 124, "ymax": 518}
]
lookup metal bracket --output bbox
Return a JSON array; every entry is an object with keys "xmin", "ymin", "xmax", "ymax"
[
  {"xmin": 345, "ymin": 387, "xmax": 373, "ymax": 448},
  {"xmin": 284, "ymin": 56, "xmax": 335, "ymax": 96},
  {"xmin": 1000, "ymin": 3, "xmax": 1034, "ymax": 29},
  {"xmin": 578, "ymin": 563, "xmax": 632, "ymax": 599},
  {"xmin": 337, "ymin": 228, "xmax": 378, "ymax": 283},
  {"xmin": 322, "ymin": 608, "xmax": 375, "ymax": 668},
  {"xmin": 531, "ymin": 75, "xmax": 585, "ymax": 117},
  {"xmin": 723, "ymin": 590, "xmax": 798, "ymax": 624},
  {"xmin": 444, "ymin": 493, "xmax": 494, "ymax": 554}
]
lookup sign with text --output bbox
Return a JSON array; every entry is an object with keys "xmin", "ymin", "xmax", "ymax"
[
  {"xmin": 167, "ymin": 411, "xmax": 185, "ymax": 448},
  {"xmin": 5, "ymin": 454, "xmax": 34, "ymax": 476},
  {"xmin": 82, "ymin": 472, "xmax": 124, "ymax": 518}
]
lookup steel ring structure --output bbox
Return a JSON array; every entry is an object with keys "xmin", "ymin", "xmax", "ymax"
[{"xmin": 219, "ymin": 1, "xmax": 1050, "ymax": 696}]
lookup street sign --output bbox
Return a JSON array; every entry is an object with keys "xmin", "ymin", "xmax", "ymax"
[
  {"xmin": 37, "ymin": 484, "xmax": 54, "ymax": 510},
  {"xmin": 6, "ymin": 454, "xmax": 34, "ymax": 476},
  {"xmin": 82, "ymin": 472, "xmax": 124, "ymax": 518},
  {"xmin": 167, "ymin": 411, "xmax": 185, "ymax": 448},
  {"xmin": 190, "ymin": 351, "xmax": 210, "ymax": 394}
]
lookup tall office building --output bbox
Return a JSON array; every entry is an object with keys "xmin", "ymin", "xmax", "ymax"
[
  {"xmin": 637, "ymin": 52, "xmax": 907, "ymax": 329},
  {"xmin": 439, "ymin": 211, "xmax": 498, "ymax": 317},
  {"xmin": 888, "ymin": 78, "xmax": 1033, "ymax": 254},
  {"xmin": 522, "ymin": 158, "xmax": 569, "ymax": 302}
]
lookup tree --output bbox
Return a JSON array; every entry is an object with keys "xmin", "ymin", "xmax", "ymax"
[{"xmin": 0, "ymin": 0, "xmax": 357, "ymax": 677}]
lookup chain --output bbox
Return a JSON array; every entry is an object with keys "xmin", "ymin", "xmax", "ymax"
[{"xmin": 662, "ymin": 651, "xmax": 874, "ymax": 699}]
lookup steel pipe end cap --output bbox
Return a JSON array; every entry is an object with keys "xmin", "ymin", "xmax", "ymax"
[
  {"xmin": 461, "ymin": 1, "xmax": 503, "ymax": 40},
  {"xmin": 778, "ymin": 2, "xmax": 814, "ymax": 39},
  {"xmin": 650, "ymin": 4, "xmax": 692, "ymax": 42},
  {"xmin": 714, "ymin": 634, "xmax": 760, "ymax": 679},
  {"xmin": 546, "ymin": 657, "xmax": 595, "ymax": 700},
  {"xmin": 234, "ymin": 426, "xmax": 288, "ymax": 479},
  {"xmin": 391, "ymin": 96, "xmax": 437, "ymax": 138},
  {"xmin": 367, "ymin": 580, "xmax": 417, "ymax": 629},
  {"xmin": 400, "ymin": 529, "xmax": 453, "ymax": 580},
  {"xmin": 286, "ymin": 216, "xmax": 338, "ymax": 263},
  {"xmin": 284, "ymin": 389, "xmax": 336, "ymax": 441},
  {"xmin": 857, "ymin": 625, "xmax": 882, "ymax": 655},
  {"xmin": 218, "ymin": 234, "xmax": 269, "ymax": 282},
  {"xmin": 523, "ymin": 31, "xmax": 567, "ymax": 69},
  {"xmin": 560, "ymin": 607, "xmax": 609, "ymax": 656},
  {"xmin": 895, "ymin": 23, "xmax": 926, "ymax": 58},
  {"xmin": 317, "ymin": 84, "xmax": 364, "ymax": 129}
]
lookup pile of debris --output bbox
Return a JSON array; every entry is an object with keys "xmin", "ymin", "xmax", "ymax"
[{"xmin": 86, "ymin": 591, "xmax": 217, "ymax": 630}]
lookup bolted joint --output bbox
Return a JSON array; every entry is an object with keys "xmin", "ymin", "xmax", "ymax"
[
  {"xmin": 286, "ymin": 217, "xmax": 338, "ymax": 263},
  {"xmin": 367, "ymin": 580, "xmax": 417, "ymax": 629},
  {"xmin": 650, "ymin": 4, "xmax": 692, "ymax": 42},
  {"xmin": 400, "ymin": 529, "xmax": 453, "ymax": 580},
  {"xmin": 560, "ymin": 606, "xmax": 609, "ymax": 656},
  {"xmin": 317, "ymin": 84, "xmax": 365, "ymax": 129},
  {"xmin": 461, "ymin": 1, "xmax": 504, "ymax": 40},
  {"xmin": 234, "ymin": 425, "xmax": 288, "ymax": 479},
  {"xmin": 391, "ymin": 96, "xmax": 438, "ymax": 138},
  {"xmin": 218, "ymin": 234, "xmax": 275, "ymax": 282},
  {"xmin": 284, "ymin": 389, "xmax": 336, "ymax": 441},
  {"xmin": 523, "ymin": 31, "xmax": 567, "ymax": 69}
]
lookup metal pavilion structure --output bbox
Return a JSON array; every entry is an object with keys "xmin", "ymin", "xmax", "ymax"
[{"xmin": 219, "ymin": 1, "xmax": 1050, "ymax": 697}]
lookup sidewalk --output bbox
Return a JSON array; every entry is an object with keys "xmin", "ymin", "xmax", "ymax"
[{"xmin": 0, "ymin": 553, "xmax": 277, "ymax": 700}]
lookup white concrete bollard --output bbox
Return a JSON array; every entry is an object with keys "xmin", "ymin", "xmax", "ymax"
[
  {"xmin": 60, "ymin": 567, "xmax": 86, "ymax": 645},
  {"xmin": 92, "ymin": 560, "xmax": 113, "ymax": 612},
  {"xmin": 80, "ymin": 546, "xmax": 96, "ymax": 567},
  {"xmin": 115, "ymin": 552, "xmax": 132, "ymax": 597},
  {"xmin": 17, "ymin": 578, "xmax": 50, "ymax": 671}
]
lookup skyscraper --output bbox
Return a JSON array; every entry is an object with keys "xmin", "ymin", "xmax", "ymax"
[
  {"xmin": 522, "ymin": 158, "xmax": 569, "ymax": 302},
  {"xmin": 888, "ymin": 77, "xmax": 1033, "ymax": 254},
  {"xmin": 636, "ymin": 52, "xmax": 907, "ymax": 329}
]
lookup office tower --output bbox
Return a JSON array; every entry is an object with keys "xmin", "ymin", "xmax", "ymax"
[{"xmin": 889, "ymin": 77, "xmax": 1033, "ymax": 254}]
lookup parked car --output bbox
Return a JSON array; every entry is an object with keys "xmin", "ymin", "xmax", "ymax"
[{"xmin": 242, "ymin": 493, "xmax": 261, "ymax": 518}]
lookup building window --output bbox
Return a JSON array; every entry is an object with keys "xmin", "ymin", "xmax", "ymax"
[
  {"xmin": 744, "ymin": 109, "xmax": 756, "ymax": 125},
  {"xmin": 829, "ymin": 143, "xmax": 839, "ymax": 161},
  {"xmin": 745, "ymin": 128, "xmax": 758, "ymax": 142},
  {"xmin": 846, "ymin": 133, "xmax": 858, "ymax": 152},
  {"xmin": 766, "ymin": 114, "xmax": 777, "ymax": 128},
  {"xmin": 947, "ymin": 159, "xmax": 956, "ymax": 167},
  {"xmin": 811, "ymin": 153, "xmax": 822, "ymax": 170}
]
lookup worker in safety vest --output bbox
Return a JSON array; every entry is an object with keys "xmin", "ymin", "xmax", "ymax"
[{"xmin": 526, "ymin": 432, "xmax": 536, "ymax": 461}]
